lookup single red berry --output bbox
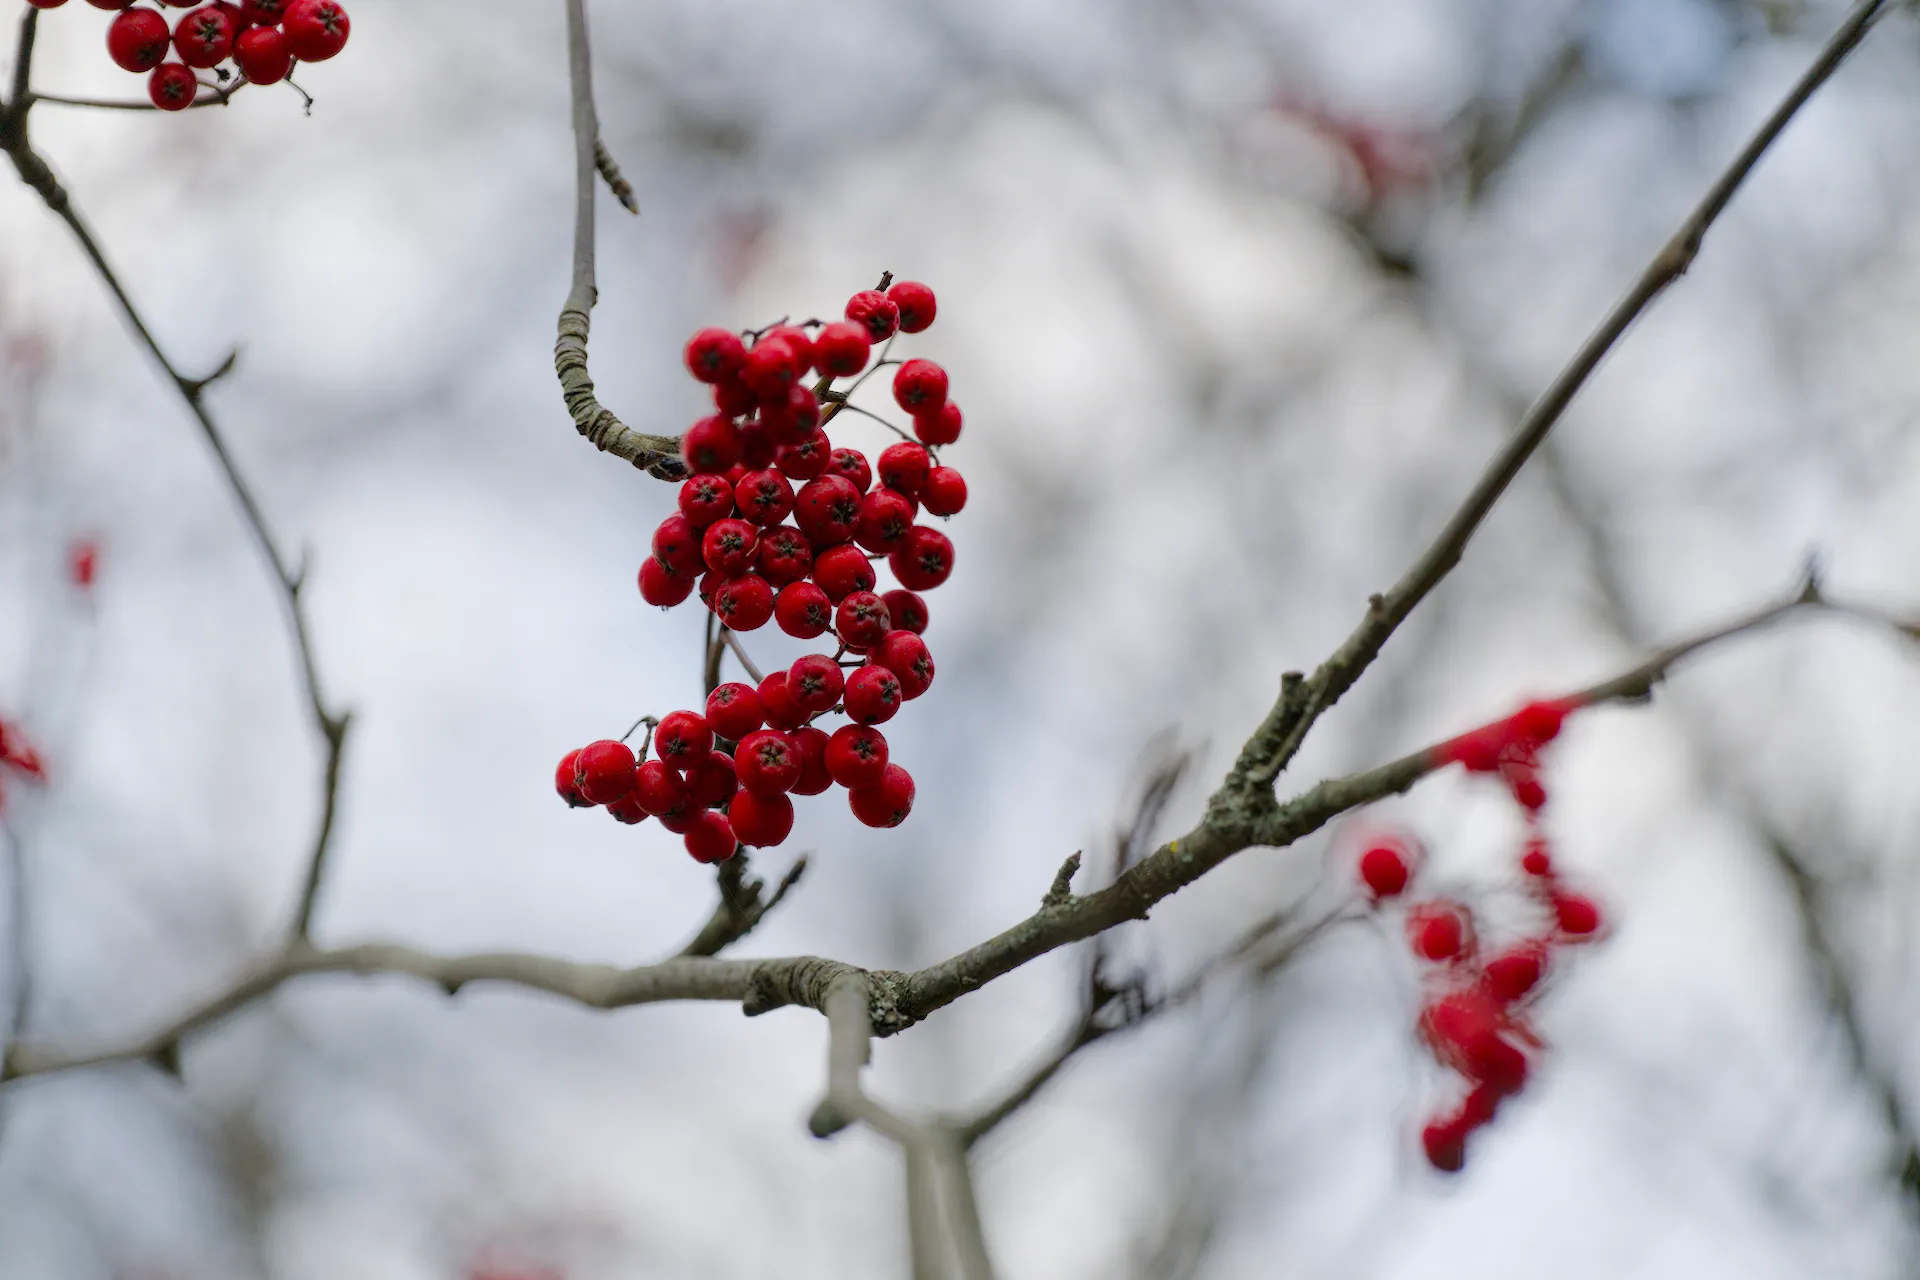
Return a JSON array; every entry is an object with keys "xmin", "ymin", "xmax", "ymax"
[
  {"xmin": 881, "ymin": 589, "xmax": 929, "ymax": 635},
  {"xmin": 1407, "ymin": 901, "xmax": 1471, "ymax": 963},
  {"xmin": 758, "ymin": 384, "xmax": 821, "ymax": 446},
  {"xmin": 892, "ymin": 359, "xmax": 949, "ymax": 415},
  {"xmin": 554, "ymin": 748, "xmax": 592, "ymax": 808},
  {"xmin": 705, "ymin": 683, "xmax": 766, "ymax": 741},
  {"xmin": 27, "ymin": 0, "xmax": 73, "ymax": 10},
  {"xmin": 736, "ymin": 729, "xmax": 802, "ymax": 796},
  {"xmin": 711, "ymin": 573, "xmax": 776, "ymax": 631},
  {"xmin": 886, "ymin": 281, "xmax": 937, "ymax": 333},
  {"xmin": 173, "ymin": 6, "xmax": 234, "ymax": 67},
  {"xmin": 232, "ymin": 25, "xmax": 292, "ymax": 84},
  {"xmin": 848, "ymin": 762, "xmax": 915, "ymax": 827},
  {"xmin": 844, "ymin": 290, "xmax": 899, "ymax": 342},
  {"xmin": 678, "ymin": 474, "xmax": 736, "ymax": 527},
  {"xmin": 734, "ymin": 419, "xmax": 776, "ymax": 472},
  {"xmin": 811, "ymin": 321, "xmax": 872, "ymax": 377},
  {"xmin": 757, "ymin": 671, "xmax": 808, "ymax": 730},
  {"xmin": 1437, "ymin": 723, "xmax": 1503, "ymax": 773},
  {"xmin": 682, "ymin": 415, "xmax": 743, "ymax": 475},
  {"xmin": 685, "ymin": 750, "xmax": 739, "ymax": 809},
  {"xmin": 825, "ymin": 447, "xmax": 872, "ymax": 494},
  {"xmin": 756, "ymin": 525, "xmax": 814, "ymax": 586},
  {"xmin": 787, "ymin": 654, "xmax": 845, "ymax": 714},
  {"xmin": 633, "ymin": 759, "xmax": 689, "ymax": 815},
  {"xmin": 743, "ymin": 338, "xmax": 801, "ymax": 400},
  {"xmin": 760, "ymin": 325, "xmax": 816, "ymax": 378},
  {"xmin": 148, "ymin": 62, "xmax": 200, "ymax": 110},
  {"xmin": 843, "ymin": 664, "xmax": 902, "ymax": 725},
  {"xmin": 1520, "ymin": 839, "xmax": 1553, "ymax": 878},
  {"xmin": 606, "ymin": 793, "xmax": 651, "ymax": 825},
  {"xmin": 282, "ymin": 0, "xmax": 349, "ymax": 61},
  {"xmin": 733, "ymin": 469, "xmax": 795, "ymax": 527},
  {"xmin": 813, "ymin": 544, "xmax": 878, "ymax": 601},
  {"xmin": 67, "ymin": 540, "xmax": 99, "ymax": 590},
  {"xmin": 855, "ymin": 488, "xmax": 916, "ymax": 555},
  {"xmin": 875, "ymin": 442, "xmax": 932, "ymax": 498},
  {"xmin": 775, "ymin": 580, "xmax": 834, "ymax": 639},
  {"xmin": 1358, "ymin": 841, "xmax": 1412, "ymax": 901},
  {"xmin": 656, "ymin": 801, "xmax": 702, "ymax": 834},
  {"xmin": 696, "ymin": 569, "xmax": 721, "ymax": 608},
  {"xmin": 1514, "ymin": 699, "xmax": 1570, "ymax": 746},
  {"xmin": 871, "ymin": 630, "xmax": 934, "ymax": 699},
  {"xmin": 790, "ymin": 726, "xmax": 832, "ymax": 795},
  {"xmin": 107, "ymin": 9, "xmax": 172, "ymax": 72},
  {"xmin": 825, "ymin": 723, "xmax": 889, "ymax": 790},
  {"xmin": 575, "ymin": 739, "xmax": 637, "ymax": 805},
  {"xmin": 776, "ymin": 430, "xmax": 832, "ymax": 482},
  {"xmin": 1483, "ymin": 943, "xmax": 1549, "ymax": 1005},
  {"xmin": 653, "ymin": 711, "xmax": 714, "ymax": 772},
  {"xmin": 794, "ymin": 475, "xmax": 863, "ymax": 546},
  {"xmin": 713, "ymin": 376, "xmax": 758, "ymax": 418},
  {"xmin": 685, "ymin": 327, "xmax": 747, "ymax": 384},
  {"xmin": 241, "ymin": 0, "xmax": 291, "ymax": 25},
  {"xmin": 701, "ymin": 518, "xmax": 760, "ymax": 576},
  {"xmin": 835, "ymin": 591, "xmax": 893, "ymax": 651},
  {"xmin": 1420, "ymin": 990, "xmax": 1527, "ymax": 1094},
  {"xmin": 1421, "ymin": 1117, "xmax": 1469, "ymax": 1174},
  {"xmin": 652, "ymin": 514, "xmax": 706, "ymax": 576},
  {"xmin": 920, "ymin": 466, "xmax": 967, "ymax": 517},
  {"xmin": 684, "ymin": 809, "xmax": 737, "ymax": 863},
  {"xmin": 1554, "ymin": 893, "xmax": 1602, "ymax": 939},
  {"xmin": 889, "ymin": 526, "xmax": 954, "ymax": 591},
  {"xmin": 638, "ymin": 557, "xmax": 694, "ymax": 607},
  {"xmin": 728, "ymin": 789, "xmax": 795, "ymax": 847},
  {"xmin": 913, "ymin": 401, "xmax": 963, "ymax": 446}
]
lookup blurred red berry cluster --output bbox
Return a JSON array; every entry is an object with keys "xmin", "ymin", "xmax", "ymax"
[{"xmin": 0, "ymin": 718, "xmax": 47, "ymax": 815}]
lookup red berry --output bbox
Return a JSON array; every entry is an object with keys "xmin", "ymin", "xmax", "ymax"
[
  {"xmin": 855, "ymin": 488, "xmax": 916, "ymax": 555},
  {"xmin": 825, "ymin": 724, "xmax": 889, "ymax": 789},
  {"xmin": 871, "ymin": 630, "xmax": 934, "ymax": 699},
  {"xmin": 736, "ymin": 729, "xmax": 802, "ymax": 796},
  {"xmin": 638, "ymin": 557, "xmax": 694, "ymax": 607},
  {"xmin": 892, "ymin": 359, "xmax": 949, "ymax": 415},
  {"xmin": 790, "ymin": 726, "xmax": 832, "ymax": 795},
  {"xmin": 232, "ymin": 25, "xmax": 292, "ymax": 84},
  {"xmin": 677, "ymin": 474, "xmax": 736, "ymax": 527},
  {"xmin": 758, "ymin": 671, "xmax": 807, "ymax": 731},
  {"xmin": 813, "ymin": 544, "xmax": 878, "ymax": 601},
  {"xmin": 696, "ymin": 569, "xmax": 721, "ymax": 608},
  {"xmin": 711, "ymin": 573, "xmax": 775, "ymax": 631},
  {"xmin": 776, "ymin": 430, "xmax": 832, "ymax": 482},
  {"xmin": 148, "ymin": 62, "xmax": 200, "ymax": 110},
  {"xmin": 554, "ymin": 748, "xmax": 592, "ymax": 808},
  {"xmin": 241, "ymin": 0, "xmax": 291, "ymax": 22},
  {"xmin": 701, "ymin": 518, "xmax": 760, "ymax": 576},
  {"xmin": 1422, "ymin": 1118, "xmax": 1469, "ymax": 1174},
  {"xmin": 735, "ymin": 418, "xmax": 777, "ymax": 471},
  {"xmin": 685, "ymin": 750, "xmax": 739, "ymax": 809},
  {"xmin": 757, "ymin": 525, "xmax": 814, "ymax": 586},
  {"xmin": 1520, "ymin": 839, "xmax": 1553, "ymax": 878},
  {"xmin": 656, "ymin": 801, "xmax": 702, "ymax": 835},
  {"xmin": 848, "ymin": 762, "xmax": 915, "ymax": 827},
  {"xmin": 728, "ymin": 790, "xmax": 795, "ymax": 847},
  {"xmin": 652, "ymin": 514, "xmax": 706, "ymax": 576},
  {"xmin": 1407, "ymin": 901, "xmax": 1471, "ymax": 963},
  {"xmin": 682, "ymin": 415, "xmax": 743, "ymax": 475},
  {"xmin": 760, "ymin": 326, "xmax": 816, "ymax": 378},
  {"xmin": 713, "ymin": 376, "xmax": 758, "ymax": 418},
  {"xmin": 653, "ymin": 712, "xmax": 713, "ymax": 772},
  {"xmin": 633, "ymin": 759, "xmax": 689, "ymax": 815},
  {"xmin": 835, "ymin": 591, "xmax": 892, "ymax": 651},
  {"xmin": 775, "ymin": 581, "xmax": 833, "ymax": 639},
  {"xmin": 743, "ymin": 338, "xmax": 801, "ymax": 400},
  {"xmin": 1483, "ymin": 943, "xmax": 1548, "ymax": 1005},
  {"xmin": 920, "ymin": 466, "xmax": 966, "ymax": 517},
  {"xmin": 787, "ymin": 654, "xmax": 845, "ymax": 714},
  {"xmin": 875, "ymin": 442, "xmax": 931, "ymax": 498},
  {"xmin": 685, "ymin": 327, "xmax": 747, "ymax": 384},
  {"xmin": 107, "ymin": 9, "xmax": 171, "ymax": 72},
  {"xmin": 173, "ymin": 6, "xmax": 234, "ymax": 67},
  {"xmin": 26, "ymin": 0, "xmax": 72, "ymax": 9},
  {"xmin": 889, "ymin": 526, "xmax": 954, "ymax": 591},
  {"xmin": 731, "ymin": 470, "xmax": 794, "ymax": 527},
  {"xmin": 843, "ymin": 664, "xmax": 902, "ymax": 725},
  {"xmin": 705, "ymin": 683, "xmax": 766, "ymax": 741},
  {"xmin": 1358, "ymin": 841, "xmax": 1411, "ymax": 901},
  {"xmin": 607, "ymin": 793, "xmax": 651, "ymax": 825},
  {"xmin": 1514, "ymin": 699, "xmax": 1569, "ymax": 746},
  {"xmin": 881, "ymin": 589, "xmax": 929, "ymax": 635},
  {"xmin": 1554, "ymin": 893, "xmax": 1602, "ymax": 939},
  {"xmin": 1420, "ymin": 990, "xmax": 1527, "ymax": 1093},
  {"xmin": 844, "ymin": 290, "xmax": 899, "ymax": 342},
  {"xmin": 684, "ymin": 810, "xmax": 737, "ymax": 863},
  {"xmin": 825, "ymin": 447, "xmax": 872, "ymax": 494},
  {"xmin": 794, "ymin": 475, "xmax": 862, "ymax": 546},
  {"xmin": 758, "ymin": 383, "xmax": 820, "ymax": 446},
  {"xmin": 281, "ymin": 0, "xmax": 349, "ymax": 61},
  {"xmin": 886, "ymin": 281, "xmax": 937, "ymax": 333},
  {"xmin": 575, "ymin": 739, "xmax": 637, "ymax": 805},
  {"xmin": 913, "ymin": 401, "xmax": 963, "ymax": 446},
  {"xmin": 812, "ymin": 321, "xmax": 871, "ymax": 377}
]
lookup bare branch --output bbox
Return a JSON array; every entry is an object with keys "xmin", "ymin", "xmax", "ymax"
[
  {"xmin": 554, "ymin": 0, "xmax": 684, "ymax": 479},
  {"xmin": 721, "ymin": 627, "xmax": 765, "ymax": 684},
  {"xmin": 675, "ymin": 851, "xmax": 809, "ymax": 958}
]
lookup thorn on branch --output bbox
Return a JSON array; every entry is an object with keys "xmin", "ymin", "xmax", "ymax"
[
  {"xmin": 594, "ymin": 137, "xmax": 638, "ymax": 214},
  {"xmin": 1043, "ymin": 852, "xmax": 1081, "ymax": 908},
  {"xmin": 147, "ymin": 1038, "xmax": 182, "ymax": 1079},
  {"xmin": 178, "ymin": 346, "xmax": 240, "ymax": 400},
  {"xmin": 1797, "ymin": 550, "xmax": 1826, "ymax": 605}
]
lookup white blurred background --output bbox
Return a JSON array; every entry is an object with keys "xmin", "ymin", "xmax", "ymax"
[{"xmin": 2, "ymin": 0, "xmax": 1920, "ymax": 1275}]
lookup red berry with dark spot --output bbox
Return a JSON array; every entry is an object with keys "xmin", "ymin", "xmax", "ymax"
[
  {"xmin": 712, "ymin": 573, "xmax": 775, "ymax": 631},
  {"xmin": 794, "ymin": 475, "xmax": 862, "ymax": 547},
  {"xmin": 1358, "ymin": 841, "xmax": 1412, "ymax": 901},
  {"xmin": 787, "ymin": 654, "xmax": 845, "ymax": 714},
  {"xmin": 758, "ymin": 671, "xmax": 808, "ymax": 730},
  {"xmin": 606, "ymin": 793, "xmax": 651, "ymax": 825},
  {"xmin": 760, "ymin": 326, "xmax": 815, "ymax": 378},
  {"xmin": 714, "ymin": 376, "xmax": 757, "ymax": 418},
  {"xmin": 148, "ymin": 62, "xmax": 200, "ymax": 111},
  {"xmin": 921, "ymin": 466, "xmax": 967, "ymax": 517},
  {"xmin": 108, "ymin": 9, "xmax": 171, "ymax": 72},
  {"xmin": 845, "ymin": 290, "xmax": 899, "ymax": 342},
  {"xmin": 876, "ymin": 442, "xmax": 932, "ymax": 498},
  {"xmin": 913, "ymin": 401, "xmax": 963, "ymax": 446},
  {"xmin": 775, "ymin": 581, "xmax": 833, "ymax": 639},
  {"xmin": 705, "ymin": 683, "xmax": 766, "ymax": 741},
  {"xmin": 729, "ymin": 790, "xmax": 794, "ymax": 847},
  {"xmin": 812, "ymin": 544, "xmax": 877, "ymax": 601},
  {"xmin": 633, "ymin": 759, "xmax": 689, "ymax": 815},
  {"xmin": 736, "ymin": 729, "xmax": 802, "ymax": 796},
  {"xmin": 882, "ymin": 589, "xmax": 929, "ymax": 635},
  {"xmin": 684, "ymin": 810, "xmax": 737, "ymax": 863},
  {"xmin": 682, "ymin": 415, "xmax": 743, "ymax": 475},
  {"xmin": 855, "ymin": 488, "xmax": 916, "ymax": 555},
  {"xmin": 241, "ymin": 0, "xmax": 292, "ymax": 23},
  {"xmin": 758, "ymin": 384, "xmax": 820, "ymax": 446},
  {"xmin": 790, "ymin": 726, "xmax": 832, "ymax": 795},
  {"xmin": 812, "ymin": 321, "xmax": 871, "ymax": 377},
  {"xmin": 843, "ymin": 664, "xmax": 902, "ymax": 725},
  {"xmin": 892, "ymin": 359, "xmax": 949, "ymax": 415},
  {"xmin": 825, "ymin": 448, "xmax": 872, "ymax": 494},
  {"xmin": 678, "ymin": 474, "xmax": 735, "ymax": 527},
  {"xmin": 1422, "ymin": 1117, "xmax": 1469, "ymax": 1174},
  {"xmin": 282, "ymin": 0, "xmax": 349, "ymax": 61},
  {"xmin": 638, "ymin": 557, "xmax": 694, "ymax": 607},
  {"xmin": 743, "ymin": 337, "xmax": 802, "ymax": 400},
  {"xmin": 836, "ymin": 591, "xmax": 892, "ymax": 651},
  {"xmin": 825, "ymin": 724, "xmax": 889, "ymax": 790},
  {"xmin": 174, "ymin": 5, "xmax": 234, "ymax": 67},
  {"xmin": 652, "ymin": 514, "xmax": 706, "ymax": 576},
  {"xmin": 575, "ymin": 739, "xmax": 637, "ymax": 805},
  {"xmin": 871, "ymin": 630, "xmax": 934, "ymax": 699},
  {"xmin": 554, "ymin": 749, "xmax": 592, "ymax": 808},
  {"xmin": 889, "ymin": 526, "xmax": 954, "ymax": 591},
  {"xmin": 656, "ymin": 801, "xmax": 702, "ymax": 835},
  {"xmin": 232, "ymin": 25, "xmax": 292, "ymax": 84},
  {"xmin": 701, "ymin": 518, "xmax": 760, "ymax": 576},
  {"xmin": 886, "ymin": 281, "xmax": 937, "ymax": 333},
  {"xmin": 736, "ymin": 420, "xmax": 778, "ymax": 471},
  {"xmin": 757, "ymin": 525, "xmax": 814, "ymax": 585},
  {"xmin": 849, "ymin": 762, "xmax": 915, "ymax": 827},
  {"xmin": 653, "ymin": 712, "xmax": 714, "ymax": 772},
  {"xmin": 776, "ymin": 429, "xmax": 831, "ymax": 482},
  {"xmin": 685, "ymin": 327, "xmax": 747, "ymax": 384}
]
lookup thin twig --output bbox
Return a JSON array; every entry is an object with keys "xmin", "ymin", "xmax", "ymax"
[
  {"xmin": 554, "ymin": 0, "xmax": 684, "ymax": 478},
  {"xmin": 675, "ymin": 851, "xmax": 809, "ymax": 958},
  {"xmin": 721, "ymin": 627, "xmax": 765, "ymax": 683}
]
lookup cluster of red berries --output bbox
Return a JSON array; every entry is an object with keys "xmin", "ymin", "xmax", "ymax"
[
  {"xmin": 0, "ymin": 719, "xmax": 47, "ymax": 813},
  {"xmin": 1356, "ymin": 698, "xmax": 1607, "ymax": 1173},
  {"xmin": 26, "ymin": 0, "xmax": 350, "ymax": 110},
  {"xmin": 556, "ymin": 280, "xmax": 964, "ymax": 863}
]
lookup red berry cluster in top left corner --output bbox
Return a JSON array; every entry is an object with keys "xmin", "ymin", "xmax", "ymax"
[{"xmin": 27, "ymin": 0, "xmax": 350, "ymax": 110}]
